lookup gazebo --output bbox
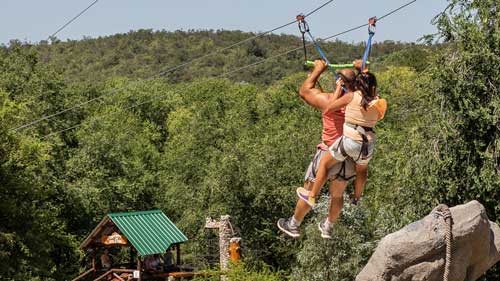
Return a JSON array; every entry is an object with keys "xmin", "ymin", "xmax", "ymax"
[{"xmin": 73, "ymin": 210, "xmax": 188, "ymax": 281}]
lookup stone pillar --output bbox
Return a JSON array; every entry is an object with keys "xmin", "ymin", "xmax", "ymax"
[
  {"xmin": 205, "ymin": 215, "xmax": 240, "ymax": 274},
  {"xmin": 218, "ymin": 215, "xmax": 232, "ymax": 271}
]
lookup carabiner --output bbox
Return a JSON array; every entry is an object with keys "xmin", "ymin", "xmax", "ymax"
[
  {"xmin": 296, "ymin": 14, "xmax": 309, "ymax": 34},
  {"xmin": 368, "ymin": 17, "xmax": 377, "ymax": 35}
]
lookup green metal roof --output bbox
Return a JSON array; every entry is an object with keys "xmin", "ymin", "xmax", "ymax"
[{"xmin": 108, "ymin": 210, "xmax": 188, "ymax": 256}]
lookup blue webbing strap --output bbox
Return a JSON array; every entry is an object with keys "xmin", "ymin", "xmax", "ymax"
[
  {"xmin": 362, "ymin": 17, "xmax": 377, "ymax": 71},
  {"xmin": 297, "ymin": 15, "xmax": 346, "ymax": 91},
  {"xmin": 305, "ymin": 31, "xmax": 338, "ymax": 80},
  {"xmin": 362, "ymin": 33, "xmax": 374, "ymax": 71}
]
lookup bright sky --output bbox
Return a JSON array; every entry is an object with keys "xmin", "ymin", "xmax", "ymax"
[{"xmin": 1, "ymin": 0, "xmax": 448, "ymax": 45}]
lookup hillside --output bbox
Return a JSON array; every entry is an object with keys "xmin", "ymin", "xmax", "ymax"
[{"xmin": 13, "ymin": 29, "xmax": 438, "ymax": 85}]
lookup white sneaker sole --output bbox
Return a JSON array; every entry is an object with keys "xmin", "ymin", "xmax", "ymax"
[{"xmin": 277, "ymin": 220, "xmax": 300, "ymax": 238}]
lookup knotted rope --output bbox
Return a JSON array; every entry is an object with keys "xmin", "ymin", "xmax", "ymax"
[{"xmin": 434, "ymin": 204, "xmax": 453, "ymax": 281}]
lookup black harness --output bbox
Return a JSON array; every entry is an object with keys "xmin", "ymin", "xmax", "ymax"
[
  {"xmin": 337, "ymin": 123, "xmax": 374, "ymax": 162},
  {"xmin": 336, "ymin": 160, "xmax": 356, "ymax": 181},
  {"xmin": 312, "ymin": 145, "xmax": 356, "ymax": 181}
]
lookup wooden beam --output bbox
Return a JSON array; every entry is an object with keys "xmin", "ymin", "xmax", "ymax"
[
  {"xmin": 129, "ymin": 246, "xmax": 135, "ymax": 266},
  {"xmin": 71, "ymin": 268, "xmax": 95, "ymax": 281},
  {"xmin": 176, "ymin": 244, "xmax": 181, "ymax": 265},
  {"xmin": 152, "ymin": 271, "xmax": 212, "ymax": 278},
  {"xmin": 80, "ymin": 217, "xmax": 111, "ymax": 250},
  {"xmin": 92, "ymin": 249, "xmax": 96, "ymax": 279},
  {"xmin": 112, "ymin": 273, "xmax": 125, "ymax": 281},
  {"xmin": 137, "ymin": 257, "xmax": 142, "ymax": 281},
  {"xmin": 94, "ymin": 269, "xmax": 135, "ymax": 281},
  {"xmin": 93, "ymin": 269, "xmax": 113, "ymax": 281}
]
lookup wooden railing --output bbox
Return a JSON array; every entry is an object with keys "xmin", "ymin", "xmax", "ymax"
[
  {"xmin": 94, "ymin": 269, "xmax": 135, "ymax": 281},
  {"xmin": 152, "ymin": 271, "xmax": 211, "ymax": 279},
  {"xmin": 72, "ymin": 268, "xmax": 96, "ymax": 281}
]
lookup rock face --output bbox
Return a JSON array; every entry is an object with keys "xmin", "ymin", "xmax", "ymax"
[{"xmin": 356, "ymin": 201, "xmax": 500, "ymax": 281}]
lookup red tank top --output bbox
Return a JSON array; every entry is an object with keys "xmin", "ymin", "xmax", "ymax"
[{"xmin": 321, "ymin": 107, "xmax": 345, "ymax": 146}]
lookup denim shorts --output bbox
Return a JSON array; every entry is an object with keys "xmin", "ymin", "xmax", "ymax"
[{"xmin": 329, "ymin": 136, "xmax": 375, "ymax": 165}]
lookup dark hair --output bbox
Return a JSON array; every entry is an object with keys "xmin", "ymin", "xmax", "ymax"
[
  {"xmin": 355, "ymin": 72, "xmax": 377, "ymax": 110},
  {"xmin": 337, "ymin": 72, "xmax": 354, "ymax": 89}
]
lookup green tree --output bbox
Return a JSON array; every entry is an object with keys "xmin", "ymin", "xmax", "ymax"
[
  {"xmin": 0, "ymin": 92, "xmax": 80, "ymax": 280},
  {"xmin": 430, "ymin": 1, "xmax": 500, "ymax": 277},
  {"xmin": 64, "ymin": 105, "xmax": 163, "ymax": 233},
  {"xmin": 429, "ymin": 0, "xmax": 500, "ymax": 213}
]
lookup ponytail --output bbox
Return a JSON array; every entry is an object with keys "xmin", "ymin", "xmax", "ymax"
[{"xmin": 355, "ymin": 72, "xmax": 377, "ymax": 110}]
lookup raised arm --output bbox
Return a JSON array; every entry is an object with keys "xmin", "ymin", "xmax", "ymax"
[
  {"xmin": 299, "ymin": 60, "xmax": 332, "ymax": 111},
  {"xmin": 326, "ymin": 91, "xmax": 353, "ymax": 112},
  {"xmin": 353, "ymin": 59, "xmax": 368, "ymax": 73}
]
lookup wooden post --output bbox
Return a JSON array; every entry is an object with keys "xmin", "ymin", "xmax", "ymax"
[
  {"xmin": 137, "ymin": 257, "xmax": 142, "ymax": 281},
  {"xmin": 130, "ymin": 247, "xmax": 135, "ymax": 266},
  {"xmin": 92, "ymin": 250, "xmax": 96, "ymax": 279},
  {"xmin": 176, "ymin": 244, "xmax": 181, "ymax": 265}
]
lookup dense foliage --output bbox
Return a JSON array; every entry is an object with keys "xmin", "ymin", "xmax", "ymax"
[
  {"xmin": 0, "ymin": 0, "xmax": 499, "ymax": 280},
  {"xmin": 30, "ymin": 29, "xmax": 432, "ymax": 86}
]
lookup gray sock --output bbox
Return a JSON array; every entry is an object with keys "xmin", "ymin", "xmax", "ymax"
[{"xmin": 289, "ymin": 216, "xmax": 302, "ymax": 228}]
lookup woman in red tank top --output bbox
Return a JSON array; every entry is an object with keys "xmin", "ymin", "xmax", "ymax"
[{"xmin": 297, "ymin": 72, "xmax": 386, "ymax": 213}]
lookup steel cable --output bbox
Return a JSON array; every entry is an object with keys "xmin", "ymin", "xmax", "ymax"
[
  {"xmin": 39, "ymin": 0, "xmax": 420, "ymax": 140},
  {"xmin": 10, "ymin": 0, "xmax": 337, "ymax": 133},
  {"xmin": 50, "ymin": 0, "xmax": 100, "ymax": 39}
]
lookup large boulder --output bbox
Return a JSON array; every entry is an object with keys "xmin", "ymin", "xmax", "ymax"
[{"xmin": 356, "ymin": 201, "xmax": 500, "ymax": 281}]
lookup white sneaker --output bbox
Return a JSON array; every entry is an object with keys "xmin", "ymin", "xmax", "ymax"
[
  {"xmin": 277, "ymin": 218, "xmax": 300, "ymax": 238},
  {"xmin": 318, "ymin": 219, "xmax": 333, "ymax": 239}
]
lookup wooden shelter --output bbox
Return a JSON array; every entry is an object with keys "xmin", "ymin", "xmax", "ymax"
[{"xmin": 73, "ymin": 210, "xmax": 189, "ymax": 281}]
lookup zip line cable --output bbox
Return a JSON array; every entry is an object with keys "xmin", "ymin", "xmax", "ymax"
[
  {"xmin": 377, "ymin": 0, "xmax": 416, "ymax": 21},
  {"xmin": 39, "ymin": 0, "xmax": 420, "ymax": 140},
  {"xmin": 156, "ymin": 0, "xmax": 336, "ymax": 77},
  {"xmin": 42, "ymin": 44, "xmax": 339, "ymax": 140},
  {"xmin": 40, "ymin": 49, "xmax": 307, "ymax": 139},
  {"xmin": 303, "ymin": 0, "xmax": 336, "ymax": 18},
  {"xmin": 40, "ymin": 45, "xmax": 308, "ymax": 139},
  {"xmin": 224, "ymin": 0, "xmax": 421, "ymax": 79},
  {"xmin": 155, "ymin": 22, "xmax": 295, "ymax": 76},
  {"xmin": 5, "ymin": 0, "xmax": 101, "ymax": 133},
  {"xmin": 50, "ymin": 0, "xmax": 101, "ymax": 39},
  {"xmin": 9, "ymin": 0, "xmax": 336, "ymax": 133},
  {"xmin": 321, "ymin": 1, "xmax": 417, "ymax": 41}
]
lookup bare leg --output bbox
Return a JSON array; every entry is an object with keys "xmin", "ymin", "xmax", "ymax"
[
  {"xmin": 353, "ymin": 164, "xmax": 368, "ymax": 200},
  {"xmin": 327, "ymin": 179, "xmax": 348, "ymax": 223},
  {"xmin": 278, "ymin": 181, "xmax": 312, "ymax": 237},
  {"xmin": 292, "ymin": 181, "xmax": 313, "ymax": 222},
  {"xmin": 328, "ymin": 180, "xmax": 347, "ymax": 223},
  {"xmin": 309, "ymin": 152, "xmax": 339, "ymax": 198},
  {"xmin": 316, "ymin": 179, "xmax": 348, "ymax": 238}
]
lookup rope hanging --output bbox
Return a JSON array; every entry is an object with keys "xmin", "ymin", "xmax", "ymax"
[{"xmin": 434, "ymin": 204, "xmax": 453, "ymax": 281}]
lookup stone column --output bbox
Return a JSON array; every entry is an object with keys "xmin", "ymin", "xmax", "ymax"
[
  {"xmin": 205, "ymin": 215, "xmax": 241, "ymax": 275},
  {"xmin": 218, "ymin": 215, "xmax": 232, "ymax": 271}
]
